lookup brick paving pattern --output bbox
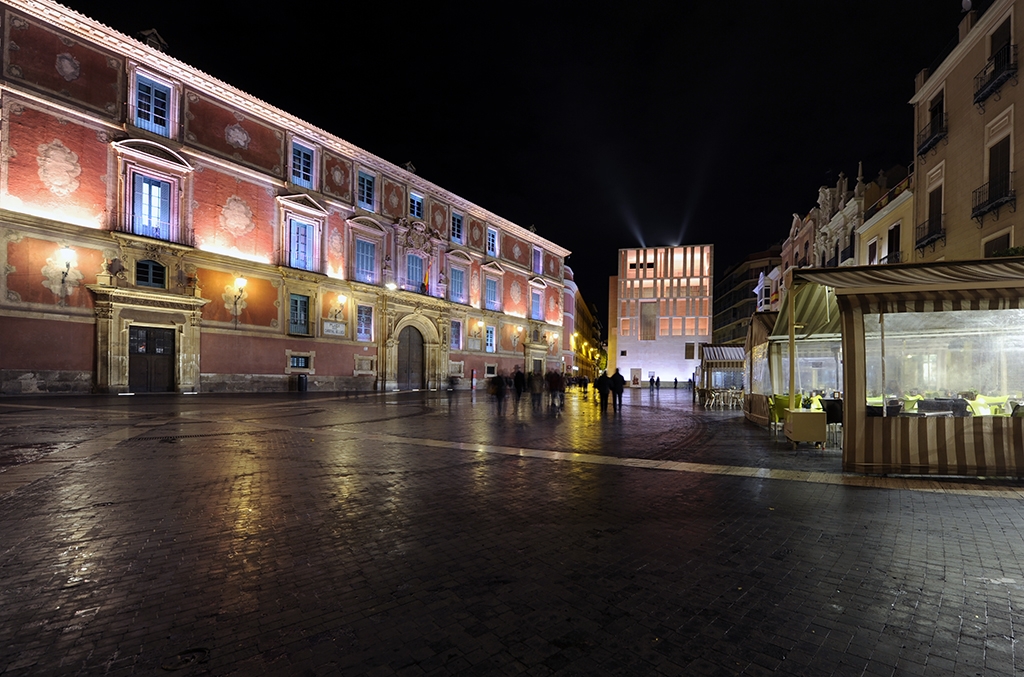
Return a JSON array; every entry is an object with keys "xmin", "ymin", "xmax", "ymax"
[{"xmin": 1, "ymin": 388, "xmax": 1023, "ymax": 675}]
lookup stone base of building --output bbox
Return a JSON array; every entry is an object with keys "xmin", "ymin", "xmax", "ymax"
[
  {"xmin": 199, "ymin": 373, "xmax": 376, "ymax": 393},
  {"xmin": 1, "ymin": 369, "xmax": 93, "ymax": 395}
]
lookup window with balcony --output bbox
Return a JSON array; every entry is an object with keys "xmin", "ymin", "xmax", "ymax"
[
  {"xmin": 485, "ymin": 277, "xmax": 500, "ymax": 311},
  {"xmin": 918, "ymin": 91, "xmax": 947, "ymax": 156},
  {"xmin": 355, "ymin": 239, "xmax": 376, "ymax": 284},
  {"xmin": 449, "ymin": 267, "xmax": 466, "ymax": 304},
  {"xmin": 130, "ymin": 173, "xmax": 173, "ymax": 240},
  {"xmin": 975, "ymin": 17, "xmax": 1017, "ymax": 107},
  {"xmin": 115, "ymin": 140, "xmax": 192, "ymax": 246},
  {"xmin": 916, "ymin": 186, "xmax": 945, "ymax": 251},
  {"xmin": 287, "ymin": 218, "xmax": 319, "ymax": 271},
  {"xmin": 973, "ymin": 136, "xmax": 1014, "ymax": 224},
  {"xmin": 406, "ymin": 253, "xmax": 424, "ymax": 291},
  {"xmin": 531, "ymin": 289, "xmax": 543, "ymax": 320}
]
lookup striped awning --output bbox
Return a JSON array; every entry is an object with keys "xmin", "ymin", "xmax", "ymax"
[
  {"xmin": 699, "ymin": 344, "xmax": 745, "ymax": 368},
  {"xmin": 792, "ymin": 258, "xmax": 1024, "ymax": 315}
]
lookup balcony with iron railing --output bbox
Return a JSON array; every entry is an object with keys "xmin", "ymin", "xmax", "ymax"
[
  {"xmin": 972, "ymin": 171, "xmax": 1015, "ymax": 224},
  {"xmin": 840, "ymin": 244, "xmax": 854, "ymax": 263},
  {"xmin": 826, "ymin": 255, "xmax": 837, "ymax": 268},
  {"xmin": 974, "ymin": 43, "xmax": 1018, "ymax": 106},
  {"xmin": 915, "ymin": 214, "xmax": 945, "ymax": 251},
  {"xmin": 863, "ymin": 172, "xmax": 912, "ymax": 221},
  {"xmin": 916, "ymin": 113, "xmax": 948, "ymax": 156},
  {"xmin": 880, "ymin": 250, "xmax": 902, "ymax": 264},
  {"xmin": 114, "ymin": 214, "xmax": 194, "ymax": 247}
]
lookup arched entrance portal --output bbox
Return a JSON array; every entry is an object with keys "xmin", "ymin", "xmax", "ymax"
[{"xmin": 396, "ymin": 325, "xmax": 425, "ymax": 390}]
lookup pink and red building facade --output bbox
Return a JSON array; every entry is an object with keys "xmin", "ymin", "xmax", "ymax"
[{"xmin": 0, "ymin": 0, "xmax": 570, "ymax": 394}]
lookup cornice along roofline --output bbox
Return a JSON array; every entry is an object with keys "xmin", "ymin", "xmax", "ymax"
[
  {"xmin": 910, "ymin": 0, "xmax": 1015, "ymax": 105},
  {"xmin": 11, "ymin": 0, "xmax": 570, "ymax": 259}
]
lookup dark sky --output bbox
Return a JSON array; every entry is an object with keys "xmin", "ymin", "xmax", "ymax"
[{"xmin": 66, "ymin": 0, "xmax": 975, "ymax": 326}]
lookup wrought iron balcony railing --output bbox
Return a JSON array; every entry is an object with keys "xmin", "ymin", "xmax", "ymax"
[
  {"xmin": 114, "ymin": 214, "xmax": 194, "ymax": 247},
  {"xmin": 840, "ymin": 244, "xmax": 854, "ymax": 263},
  {"xmin": 975, "ymin": 43, "xmax": 1018, "ymax": 106},
  {"xmin": 826, "ymin": 255, "xmax": 838, "ymax": 268},
  {"xmin": 917, "ymin": 113, "xmax": 947, "ymax": 156},
  {"xmin": 915, "ymin": 214, "xmax": 945, "ymax": 251},
  {"xmin": 880, "ymin": 250, "xmax": 902, "ymax": 264},
  {"xmin": 864, "ymin": 173, "xmax": 912, "ymax": 221},
  {"xmin": 972, "ymin": 171, "xmax": 1015, "ymax": 224}
]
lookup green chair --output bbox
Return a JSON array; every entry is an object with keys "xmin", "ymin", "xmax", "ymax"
[
  {"xmin": 770, "ymin": 394, "xmax": 802, "ymax": 439},
  {"xmin": 903, "ymin": 394, "xmax": 923, "ymax": 413}
]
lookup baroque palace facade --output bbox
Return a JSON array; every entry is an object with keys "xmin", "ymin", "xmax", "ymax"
[{"xmin": 0, "ymin": 0, "xmax": 570, "ymax": 395}]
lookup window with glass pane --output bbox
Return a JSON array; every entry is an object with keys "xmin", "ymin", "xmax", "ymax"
[
  {"xmin": 640, "ymin": 302, "xmax": 657, "ymax": 340},
  {"xmin": 450, "ymin": 267, "xmax": 465, "ymax": 303},
  {"xmin": 407, "ymin": 254, "xmax": 423, "ymax": 290},
  {"xmin": 291, "ymin": 142, "xmax": 314, "ymax": 189},
  {"xmin": 356, "ymin": 304, "xmax": 373, "ymax": 341},
  {"xmin": 136, "ymin": 259, "xmax": 166, "ymax": 288},
  {"xmin": 532, "ymin": 290, "xmax": 542, "ymax": 320},
  {"xmin": 450, "ymin": 320, "xmax": 462, "ymax": 350},
  {"xmin": 485, "ymin": 326, "xmax": 495, "ymax": 353},
  {"xmin": 533, "ymin": 247, "xmax": 542, "ymax": 274},
  {"xmin": 289, "ymin": 219, "xmax": 314, "ymax": 271},
  {"xmin": 135, "ymin": 75, "xmax": 170, "ymax": 136},
  {"xmin": 486, "ymin": 228, "xmax": 497, "ymax": 256},
  {"xmin": 355, "ymin": 239, "xmax": 375, "ymax": 283},
  {"xmin": 451, "ymin": 212, "xmax": 463, "ymax": 243},
  {"xmin": 289, "ymin": 294, "xmax": 309, "ymax": 334},
  {"xmin": 357, "ymin": 172, "xmax": 374, "ymax": 210},
  {"xmin": 409, "ymin": 192, "xmax": 424, "ymax": 219},
  {"xmin": 132, "ymin": 174, "xmax": 172, "ymax": 240},
  {"xmin": 485, "ymin": 277, "xmax": 500, "ymax": 310}
]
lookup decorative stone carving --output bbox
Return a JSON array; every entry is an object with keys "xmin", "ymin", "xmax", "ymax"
[
  {"xmin": 225, "ymin": 123, "xmax": 250, "ymax": 150},
  {"xmin": 218, "ymin": 196, "xmax": 255, "ymax": 237},
  {"xmin": 37, "ymin": 139, "xmax": 81, "ymax": 197},
  {"xmin": 509, "ymin": 281, "xmax": 522, "ymax": 304},
  {"xmin": 54, "ymin": 53, "xmax": 80, "ymax": 81}
]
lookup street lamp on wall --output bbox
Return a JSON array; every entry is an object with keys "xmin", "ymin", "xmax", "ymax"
[
  {"xmin": 331, "ymin": 293, "xmax": 346, "ymax": 320},
  {"xmin": 57, "ymin": 246, "xmax": 76, "ymax": 307},
  {"xmin": 511, "ymin": 324, "xmax": 522, "ymax": 348},
  {"xmin": 233, "ymin": 276, "xmax": 247, "ymax": 329}
]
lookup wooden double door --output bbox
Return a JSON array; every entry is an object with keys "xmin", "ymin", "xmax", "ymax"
[
  {"xmin": 128, "ymin": 326, "xmax": 175, "ymax": 393},
  {"xmin": 396, "ymin": 326, "xmax": 425, "ymax": 390}
]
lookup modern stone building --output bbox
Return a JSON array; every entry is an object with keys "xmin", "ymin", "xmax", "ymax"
[
  {"xmin": 607, "ymin": 245, "xmax": 712, "ymax": 386},
  {"xmin": 0, "ymin": 0, "xmax": 570, "ymax": 395},
  {"xmin": 711, "ymin": 246, "xmax": 781, "ymax": 346}
]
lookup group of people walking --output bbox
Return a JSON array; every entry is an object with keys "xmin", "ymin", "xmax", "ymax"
[
  {"xmin": 488, "ymin": 366, "xmax": 652, "ymax": 416},
  {"xmin": 594, "ymin": 368, "xmax": 627, "ymax": 413}
]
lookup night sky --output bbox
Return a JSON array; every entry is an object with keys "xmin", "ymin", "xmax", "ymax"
[{"xmin": 64, "ymin": 0, "xmax": 977, "ymax": 328}]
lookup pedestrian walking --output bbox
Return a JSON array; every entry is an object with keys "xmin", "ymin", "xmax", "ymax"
[
  {"xmin": 656, "ymin": 376, "xmax": 660, "ymax": 391},
  {"xmin": 595, "ymin": 370, "xmax": 611, "ymax": 413},
  {"xmin": 512, "ymin": 366, "xmax": 525, "ymax": 407},
  {"xmin": 649, "ymin": 375, "xmax": 655, "ymax": 393},
  {"xmin": 674, "ymin": 377, "xmax": 678, "ymax": 389},
  {"xmin": 490, "ymin": 371, "xmax": 507, "ymax": 416},
  {"xmin": 611, "ymin": 368, "xmax": 626, "ymax": 412},
  {"xmin": 529, "ymin": 371, "xmax": 544, "ymax": 411}
]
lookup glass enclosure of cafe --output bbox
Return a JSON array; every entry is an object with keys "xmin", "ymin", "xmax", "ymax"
[
  {"xmin": 863, "ymin": 309, "xmax": 1024, "ymax": 414},
  {"xmin": 794, "ymin": 259, "xmax": 1024, "ymax": 477}
]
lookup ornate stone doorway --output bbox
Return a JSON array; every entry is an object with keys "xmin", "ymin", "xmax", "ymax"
[
  {"xmin": 128, "ymin": 325, "xmax": 175, "ymax": 392},
  {"xmin": 396, "ymin": 325, "xmax": 425, "ymax": 390}
]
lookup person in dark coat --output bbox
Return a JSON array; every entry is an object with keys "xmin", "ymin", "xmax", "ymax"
[
  {"xmin": 512, "ymin": 366, "xmax": 526, "ymax": 406},
  {"xmin": 595, "ymin": 371, "xmax": 611, "ymax": 413},
  {"xmin": 611, "ymin": 368, "xmax": 626, "ymax": 412}
]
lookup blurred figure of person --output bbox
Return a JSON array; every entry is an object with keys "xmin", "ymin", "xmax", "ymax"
[
  {"xmin": 581, "ymin": 374, "xmax": 589, "ymax": 398},
  {"xmin": 656, "ymin": 376, "xmax": 660, "ymax": 391},
  {"xmin": 552, "ymin": 371, "xmax": 565, "ymax": 409},
  {"xmin": 490, "ymin": 370, "xmax": 507, "ymax": 416},
  {"xmin": 595, "ymin": 370, "xmax": 610, "ymax": 413},
  {"xmin": 529, "ymin": 371, "xmax": 544, "ymax": 411},
  {"xmin": 611, "ymin": 368, "xmax": 626, "ymax": 412},
  {"xmin": 649, "ymin": 375, "xmax": 655, "ymax": 392},
  {"xmin": 512, "ymin": 365, "xmax": 526, "ymax": 407},
  {"xmin": 674, "ymin": 377, "xmax": 678, "ymax": 389}
]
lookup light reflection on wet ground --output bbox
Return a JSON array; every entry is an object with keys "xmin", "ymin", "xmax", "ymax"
[{"xmin": 1, "ymin": 389, "xmax": 1024, "ymax": 675}]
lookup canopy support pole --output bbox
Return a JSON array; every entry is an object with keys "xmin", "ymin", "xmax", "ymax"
[{"xmin": 788, "ymin": 285, "xmax": 796, "ymax": 406}]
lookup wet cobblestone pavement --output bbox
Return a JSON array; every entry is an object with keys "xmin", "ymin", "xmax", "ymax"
[{"xmin": 2, "ymin": 388, "xmax": 1024, "ymax": 675}]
